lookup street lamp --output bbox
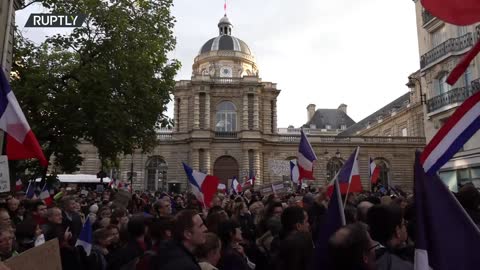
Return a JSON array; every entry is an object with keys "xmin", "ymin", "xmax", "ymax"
[{"xmin": 407, "ymin": 76, "xmax": 427, "ymax": 105}]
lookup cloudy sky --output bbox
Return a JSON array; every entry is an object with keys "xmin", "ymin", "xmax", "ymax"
[{"xmin": 16, "ymin": 0, "xmax": 420, "ymax": 128}]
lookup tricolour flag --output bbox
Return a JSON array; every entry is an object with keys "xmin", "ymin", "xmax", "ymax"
[
  {"xmin": 420, "ymin": 90, "xmax": 480, "ymax": 175},
  {"xmin": 328, "ymin": 147, "xmax": 363, "ymax": 196},
  {"xmin": 414, "ymin": 152, "xmax": 480, "ymax": 270},
  {"xmin": 15, "ymin": 179, "xmax": 23, "ymax": 191},
  {"xmin": 182, "ymin": 162, "xmax": 219, "ymax": 208},
  {"xmin": 39, "ymin": 184, "xmax": 52, "ymax": 206},
  {"xmin": 231, "ymin": 177, "xmax": 242, "ymax": 194},
  {"xmin": 297, "ymin": 130, "xmax": 317, "ymax": 181},
  {"xmin": 25, "ymin": 181, "xmax": 36, "ymax": 199},
  {"xmin": 369, "ymin": 157, "xmax": 380, "ymax": 185},
  {"xmin": 0, "ymin": 68, "xmax": 47, "ymax": 166},
  {"xmin": 290, "ymin": 159, "xmax": 300, "ymax": 184},
  {"xmin": 75, "ymin": 217, "xmax": 93, "ymax": 255},
  {"xmin": 420, "ymin": 1, "xmax": 480, "ymax": 85},
  {"xmin": 312, "ymin": 177, "xmax": 346, "ymax": 269}
]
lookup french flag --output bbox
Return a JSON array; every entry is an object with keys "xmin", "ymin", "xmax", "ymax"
[
  {"xmin": 369, "ymin": 157, "xmax": 380, "ymax": 185},
  {"xmin": 182, "ymin": 162, "xmax": 219, "ymax": 208},
  {"xmin": 328, "ymin": 147, "xmax": 363, "ymax": 196},
  {"xmin": 231, "ymin": 177, "xmax": 242, "ymax": 194},
  {"xmin": 290, "ymin": 159, "xmax": 300, "ymax": 184},
  {"xmin": 75, "ymin": 217, "xmax": 93, "ymax": 256},
  {"xmin": 414, "ymin": 152, "xmax": 480, "ymax": 270},
  {"xmin": 421, "ymin": 90, "xmax": 480, "ymax": 175},
  {"xmin": 297, "ymin": 130, "xmax": 317, "ymax": 181},
  {"xmin": 0, "ymin": 69, "xmax": 47, "ymax": 166},
  {"xmin": 39, "ymin": 184, "xmax": 53, "ymax": 206},
  {"xmin": 25, "ymin": 181, "xmax": 36, "ymax": 199},
  {"xmin": 420, "ymin": 1, "xmax": 480, "ymax": 85},
  {"xmin": 15, "ymin": 179, "xmax": 23, "ymax": 191}
]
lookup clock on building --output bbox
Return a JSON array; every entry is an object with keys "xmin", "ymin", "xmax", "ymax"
[{"xmin": 220, "ymin": 66, "xmax": 233, "ymax": 78}]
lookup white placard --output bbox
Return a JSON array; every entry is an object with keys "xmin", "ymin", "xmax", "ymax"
[
  {"xmin": 268, "ymin": 159, "xmax": 291, "ymax": 176},
  {"xmin": 0, "ymin": 155, "xmax": 10, "ymax": 193}
]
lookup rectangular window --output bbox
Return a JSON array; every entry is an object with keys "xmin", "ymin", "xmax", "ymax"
[
  {"xmin": 401, "ymin": 127, "xmax": 408, "ymax": 137},
  {"xmin": 248, "ymin": 94, "xmax": 254, "ymax": 130},
  {"xmin": 341, "ymin": 124, "xmax": 347, "ymax": 130},
  {"xmin": 432, "ymin": 26, "xmax": 446, "ymax": 47}
]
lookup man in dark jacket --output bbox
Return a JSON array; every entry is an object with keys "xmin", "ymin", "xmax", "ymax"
[
  {"xmin": 150, "ymin": 209, "xmax": 208, "ymax": 270},
  {"xmin": 367, "ymin": 204, "xmax": 414, "ymax": 270},
  {"xmin": 61, "ymin": 196, "xmax": 83, "ymax": 245},
  {"xmin": 274, "ymin": 206, "xmax": 313, "ymax": 270}
]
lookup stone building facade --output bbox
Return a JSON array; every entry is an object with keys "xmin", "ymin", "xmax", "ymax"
[
  {"xmin": 0, "ymin": 0, "xmax": 22, "ymax": 74},
  {"xmin": 76, "ymin": 15, "xmax": 426, "ymax": 193},
  {"xmin": 412, "ymin": 1, "xmax": 480, "ymax": 190}
]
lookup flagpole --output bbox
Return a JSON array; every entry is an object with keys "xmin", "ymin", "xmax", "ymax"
[{"xmin": 343, "ymin": 146, "xmax": 360, "ymax": 207}]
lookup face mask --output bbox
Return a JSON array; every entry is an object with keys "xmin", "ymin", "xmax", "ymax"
[{"xmin": 34, "ymin": 234, "xmax": 45, "ymax": 247}]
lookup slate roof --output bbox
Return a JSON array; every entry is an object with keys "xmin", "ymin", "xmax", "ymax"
[
  {"xmin": 303, "ymin": 109, "xmax": 356, "ymax": 130},
  {"xmin": 339, "ymin": 93, "xmax": 411, "ymax": 136}
]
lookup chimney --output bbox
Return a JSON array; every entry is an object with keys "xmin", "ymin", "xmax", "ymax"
[
  {"xmin": 338, "ymin": 103, "xmax": 347, "ymax": 114},
  {"xmin": 307, "ymin": 104, "xmax": 316, "ymax": 122}
]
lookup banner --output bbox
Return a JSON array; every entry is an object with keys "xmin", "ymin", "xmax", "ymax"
[
  {"xmin": 268, "ymin": 159, "xmax": 291, "ymax": 176},
  {"xmin": 5, "ymin": 239, "xmax": 61, "ymax": 270},
  {"xmin": 0, "ymin": 155, "xmax": 10, "ymax": 193}
]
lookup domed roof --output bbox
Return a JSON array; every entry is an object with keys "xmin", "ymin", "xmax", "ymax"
[
  {"xmin": 198, "ymin": 15, "xmax": 252, "ymax": 55},
  {"xmin": 199, "ymin": 35, "xmax": 251, "ymax": 55}
]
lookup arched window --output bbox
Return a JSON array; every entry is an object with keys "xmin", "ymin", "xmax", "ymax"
[
  {"xmin": 216, "ymin": 101, "xmax": 237, "ymax": 132},
  {"xmin": 327, "ymin": 157, "xmax": 344, "ymax": 181},
  {"xmin": 145, "ymin": 156, "xmax": 168, "ymax": 191},
  {"xmin": 374, "ymin": 158, "xmax": 390, "ymax": 188}
]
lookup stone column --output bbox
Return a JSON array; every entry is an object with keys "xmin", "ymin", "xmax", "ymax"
[
  {"xmin": 193, "ymin": 93, "xmax": 200, "ymax": 129},
  {"xmin": 253, "ymin": 94, "xmax": 259, "ymax": 129},
  {"xmin": 242, "ymin": 149, "xmax": 249, "ymax": 180},
  {"xmin": 180, "ymin": 97, "xmax": 189, "ymax": 132},
  {"xmin": 192, "ymin": 149, "xmax": 200, "ymax": 170},
  {"xmin": 254, "ymin": 150, "xmax": 261, "ymax": 185},
  {"xmin": 272, "ymin": 99, "xmax": 277, "ymax": 133},
  {"xmin": 174, "ymin": 98, "xmax": 179, "ymax": 132},
  {"xmin": 205, "ymin": 93, "xmax": 211, "ymax": 129},
  {"xmin": 243, "ymin": 95, "xmax": 249, "ymax": 130},
  {"xmin": 205, "ymin": 149, "xmax": 211, "ymax": 174}
]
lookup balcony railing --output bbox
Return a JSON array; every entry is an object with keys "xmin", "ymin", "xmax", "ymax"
[
  {"xmin": 427, "ymin": 85, "xmax": 480, "ymax": 113},
  {"xmin": 422, "ymin": 10, "xmax": 435, "ymax": 26},
  {"xmin": 276, "ymin": 135, "xmax": 425, "ymax": 144},
  {"xmin": 215, "ymin": 131, "xmax": 238, "ymax": 138},
  {"xmin": 420, "ymin": 33, "xmax": 473, "ymax": 68}
]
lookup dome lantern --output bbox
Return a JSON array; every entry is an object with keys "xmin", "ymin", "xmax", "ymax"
[{"xmin": 218, "ymin": 15, "xmax": 232, "ymax": 36}]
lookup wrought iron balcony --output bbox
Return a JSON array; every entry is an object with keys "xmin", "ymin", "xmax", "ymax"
[
  {"xmin": 427, "ymin": 85, "xmax": 480, "ymax": 113},
  {"xmin": 420, "ymin": 33, "xmax": 473, "ymax": 68},
  {"xmin": 215, "ymin": 131, "xmax": 238, "ymax": 138},
  {"xmin": 422, "ymin": 10, "xmax": 435, "ymax": 26}
]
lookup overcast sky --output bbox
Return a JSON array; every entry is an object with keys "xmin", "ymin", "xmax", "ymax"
[{"xmin": 16, "ymin": 0, "xmax": 420, "ymax": 128}]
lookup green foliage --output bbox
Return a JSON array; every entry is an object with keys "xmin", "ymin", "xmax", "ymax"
[{"xmin": 11, "ymin": 0, "xmax": 179, "ymax": 175}]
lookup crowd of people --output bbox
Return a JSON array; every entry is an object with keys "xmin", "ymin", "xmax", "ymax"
[{"xmin": 0, "ymin": 181, "xmax": 479, "ymax": 270}]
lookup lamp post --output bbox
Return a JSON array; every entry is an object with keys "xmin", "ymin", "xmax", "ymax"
[{"xmin": 407, "ymin": 76, "xmax": 427, "ymax": 105}]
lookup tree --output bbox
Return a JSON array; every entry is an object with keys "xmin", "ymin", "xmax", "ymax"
[{"xmin": 12, "ymin": 0, "xmax": 179, "ymax": 175}]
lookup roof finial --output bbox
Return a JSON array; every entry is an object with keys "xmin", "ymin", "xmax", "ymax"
[{"xmin": 224, "ymin": 0, "xmax": 227, "ymax": 16}]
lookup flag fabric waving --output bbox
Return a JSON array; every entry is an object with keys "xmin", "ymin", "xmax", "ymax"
[
  {"xmin": 312, "ymin": 178, "xmax": 346, "ymax": 269},
  {"xmin": 421, "ymin": 0, "xmax": 480, "ymax": 26},
  {"xmin": 414, "ymin": 152, "xmax": 480, "ymax": 270},
  {"xmin": 39, "ymin": 184, "xmax": 53, "ymax": 206},
  {"xmin": 75, "ymin": 217, "xmax": 93, "ymax": 256},
  {"xmin": 420, "ymin": 1, "xmax": 480, "ymax": 85},
  {"xmin": 297, "ymin": 130, "xmax": 318, "ymax": 181},
  {"xmin": 0, "ymin": 69, "xmax": 47, "ymax": 166},
  {"xmin": 290, "ymin": 159, "xmax": 300, "ymax": 184},
  {"xmin": 369, "ymin": 157, "xmax": 380, "ymax": 185},
  {"xmin": 328, "ymin": 147, "xmax": 363, "ymax": 195},
  {"xmin": 231, "ymin": 177, "xmax": 242, "ymax": 194},
  {"xmin": 15, "ymin": 179, "xmax": 23, "ymax": 191},
  {"xmin": 420, "ymin": 90, "xmax": 480, "ymax": 175},
  {"xmin": 182, "ymin": 162, "xmax": 219, "ymax": 208},
  {"xmin": 25, "ymin": 181, "xmax": 36, "ymax": 199}
]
